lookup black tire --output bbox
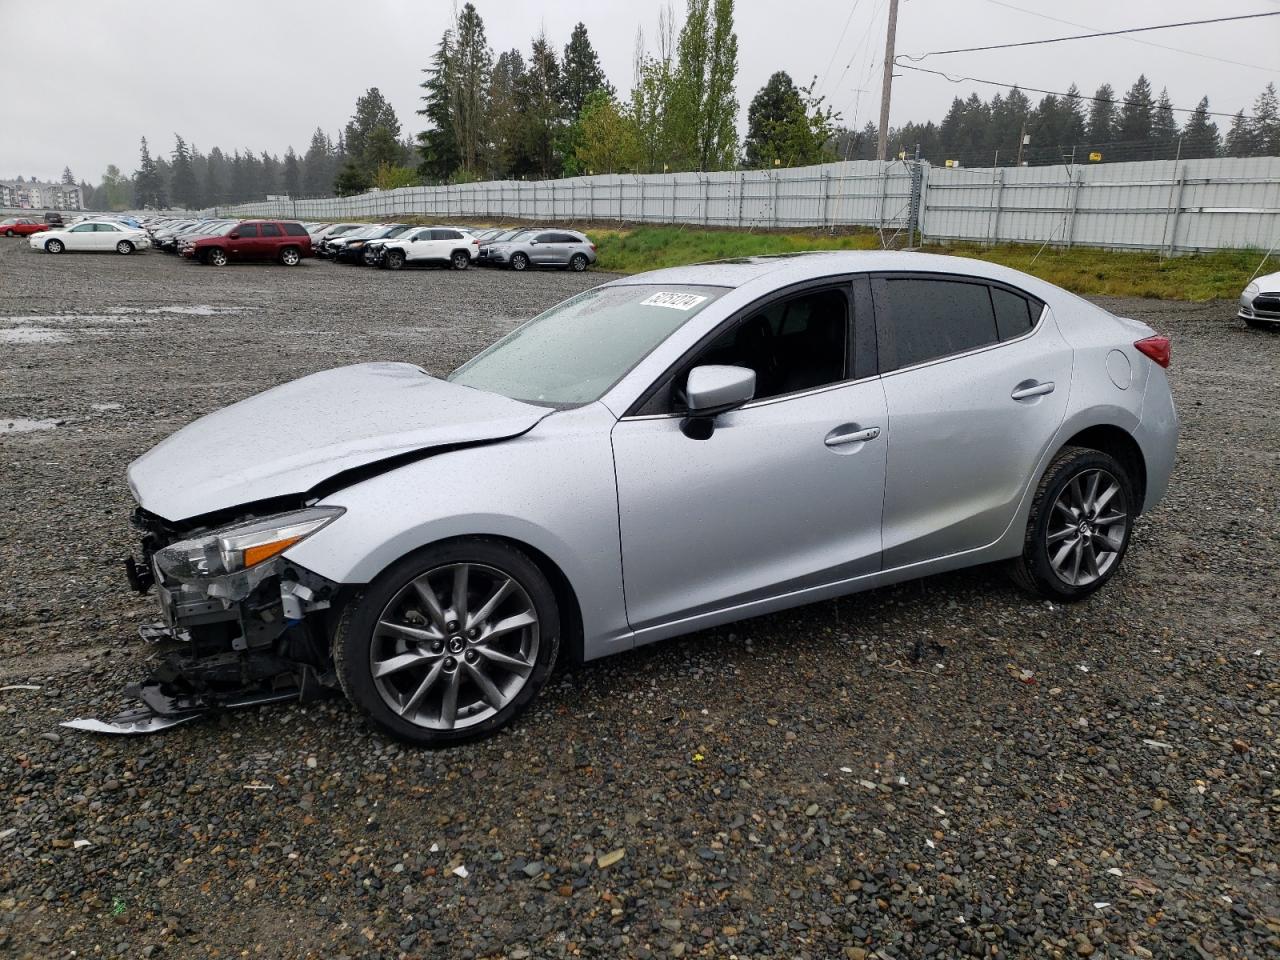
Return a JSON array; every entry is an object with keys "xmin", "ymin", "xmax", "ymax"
[
  {"xmin": 280, "ymin": 246, "xmax": 301, "ymax": 266},
  {"xmin": 1245, "ymin": 317, "xmax": 1277, "ymax": 331},
  {"xmin": 385, "ymin": 250, "xmax": 405, "ymax": 271},
  {"xmin": 1008, "ymin": 445, "xmax": 1135, "ymax": 602},
  {"xmin": 569, "ymin": 253, "xmax": 589, "ymax": 272},
  {"xmin": 510, "ymin": 252, "xmax": 529, "ymax": 271},
  {"xmin": 451, "ymin": 250, "xmax": 470, "ymax": 270},
  {"xmin": 333, "ymin": 538, "xmax": 561, "ymax": 747},
  {"xmin": 3, "ymin": 230, "xmax": 14, "ymax": 238},
  {"xmin": 116, "ymin": 240, "xmax": 134, "ymax": 255},
  {"xmin": 45, "ymin": 238, "xmax": 64, "ymax": 254},
  {"xmin": 207, "ymin": 247, "xmax": 228, "ymax": 267}
]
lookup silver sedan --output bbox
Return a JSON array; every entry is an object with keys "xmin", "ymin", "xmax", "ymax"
[
  {"xmin": 487, "ymin": 228, "xmax": 597, "ymax": 271},
  {"xmin": 112, "ymin": 252, "xmax": 1178, "ymax": 746}
]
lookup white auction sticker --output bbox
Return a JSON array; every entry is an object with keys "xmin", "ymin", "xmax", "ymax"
[{"xmin": 640, "ymin": 292, "xmax": 708, "ymax": 310}]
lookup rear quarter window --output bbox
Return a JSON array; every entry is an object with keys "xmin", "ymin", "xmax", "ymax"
[
  {"xmin": 992, "ymin": 286, "xmax": 1042, "ymax": 340},
  {"xmin": 282, "ymin": 222, "xmax": 309, "ymax": 237}
]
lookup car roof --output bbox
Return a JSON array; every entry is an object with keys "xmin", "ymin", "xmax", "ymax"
[{"xmin": 603, "ymin": 250, "xmax": 1064, "ymax": 298}]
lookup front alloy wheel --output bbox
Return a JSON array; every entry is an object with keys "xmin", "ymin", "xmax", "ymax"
[
  {"xmin": 1009, "ymin": 446, "xmax": 1134, "ymax": 601},
  {"xmin": 207, "ymin": 247, "xmax": 228, "ymax": 266},
  {"xmin": 45, "ymin": 239, "xmax": 64, "ymax": 254},
  {"xmin": 451, "ymin": 250, "xmax": 470, "ymax": 270},
  {"xmin": 570, "ymin": 253, "xmax": 588, "ymax": 272},
  {"xmin": 510, "ymin": 252, "xmax": 529, "ymax": 271},
  {"xmin": 386, "ymin": 250, "xmax": 405, "ymax": 270},
  {"xmin": 334, "ymin": 539, "xmax": 560, "ymax": 746}
]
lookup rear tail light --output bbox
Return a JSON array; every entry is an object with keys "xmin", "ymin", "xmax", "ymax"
[
  {"xmin": 473, "ymin": 238, "xmax": 479, "ymax": 244},
  {"xmin": 590, "ymin": 243, "xmax": 597, "ymax": 251},
  {"xmin": 1134, "ymin": 335, "xmax": 1171, "ymax": 368}
]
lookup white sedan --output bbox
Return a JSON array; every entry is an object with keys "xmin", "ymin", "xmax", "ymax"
[
  {"xmin": 30, "ymin": 221, "xmax": 151, "ymax": 255},
  {"xmin": 1238, "ymin": 270, "xmax": 1280, "ymax": 330}
]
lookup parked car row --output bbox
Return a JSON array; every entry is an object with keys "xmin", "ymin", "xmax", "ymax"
[
  {"xmin": 25, "ymin": 214, "xmax": 151, "ymax": 254},
  {"xmin": 316, "ymin": 222, "xmax": 598, "ymax": 273}
]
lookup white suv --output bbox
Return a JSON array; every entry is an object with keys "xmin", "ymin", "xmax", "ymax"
[{"xmin": 379, "ymin": 227, "xmax": 479, "ymax": 271}]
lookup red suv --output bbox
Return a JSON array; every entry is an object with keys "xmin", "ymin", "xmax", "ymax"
[{"xmin": 188, "ymin": 220, "xmax": 313, "ymax": 266}]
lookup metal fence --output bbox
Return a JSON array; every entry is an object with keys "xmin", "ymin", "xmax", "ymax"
[{"xmin": 193, "ymin": 155, "xmax": 1280, "ymax": 254}]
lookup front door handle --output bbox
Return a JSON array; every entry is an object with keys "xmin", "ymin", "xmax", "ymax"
[
  {"xmin": 1011, "ymin": 380, "xmax": 1055, "ymax": 401},
  {"xmin": 825, "ymin": 425, "xmax": 881, "ymax": 447}
]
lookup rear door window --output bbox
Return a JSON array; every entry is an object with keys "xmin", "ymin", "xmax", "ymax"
[
  {"xmin": 260, "ymin": 223, "xmax": 281, "ymax": 237},
  {"xmin": 879, "ymin": 277, "xmax": 999, "ymax": 370},
  {"xmin": 282, "ymin": 222, "xmax": 308, "ymax": 237},
  {"xmin": 236, "ymin": 224, "xmax": 260, "ymax": 238}
]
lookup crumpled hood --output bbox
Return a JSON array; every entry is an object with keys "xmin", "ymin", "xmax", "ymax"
[{"xmin": 129, "ymin": 362, "xmax": 550, "ymax": 522}]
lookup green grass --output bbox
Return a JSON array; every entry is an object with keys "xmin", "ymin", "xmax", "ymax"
[{"xmin": 588, "ymin": 226, "xmax": 1263, "ymax": 302}]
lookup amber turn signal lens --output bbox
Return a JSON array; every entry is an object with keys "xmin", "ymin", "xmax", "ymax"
[{"xmin": 243, "ymin": 536, "xmax": 303, "ymax": 568}]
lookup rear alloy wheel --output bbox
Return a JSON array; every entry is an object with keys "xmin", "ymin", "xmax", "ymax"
[
  {"xmin": 451, "ymin": 250, "xmax": 470, "ymax": 270},
  {"xmin": 207, "ymin": 247, "xmax": 228, "ymax": 267},
  {"xmin": 1009, "ymin": 446, "xmax": 1134, "ymax": 601},
  {"xmin": 385, "ymin": 250, "xmax": 406, "ymax": 270},
  {"xmin": 569, "ymin": 253, "xmax": 588, "ymax": 272},
  {"xmin": 510, "ymin": 252, "xmax": 529, "ymax": 271},
  {"xmin": 116, "ymin": 240, "xmax": 134, "ymax": 255},
  {"xmin": 280, "ymin": 246, "xmax": 301, "ymax": 266},
  {"xmin": 4, "ymin": 230, "xmax": 14, "ymax": 237},
  {"xmin": 333, "ymin": 539, "xmax": 560, "ymax": 746},
  {"xmin": 45, "ymin": 239, "xmax": 64, "ymax": 254}
]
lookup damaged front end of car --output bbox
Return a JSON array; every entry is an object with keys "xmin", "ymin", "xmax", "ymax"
[{"xmin": 64, "ymin": 505, "xmax": 346, "ymax": 734}]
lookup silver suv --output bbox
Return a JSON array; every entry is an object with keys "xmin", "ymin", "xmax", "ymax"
[{"xmin": 488, "ymin": 229, "xmax": 596, "ymax": 272}]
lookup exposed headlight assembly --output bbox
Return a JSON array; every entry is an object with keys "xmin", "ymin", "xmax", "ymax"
[
  {"xmin": 1244, "ymin": 281, "xmax": 1259, "ymax": 297},
  {"xmin": 154, "ymin": 507, "xmax": 343, "ymax": 584}
]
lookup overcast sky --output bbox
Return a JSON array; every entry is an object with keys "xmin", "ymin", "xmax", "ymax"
[{"xmin": 2, "ymin": 0, "xmax": 1276, "ymax": 182}]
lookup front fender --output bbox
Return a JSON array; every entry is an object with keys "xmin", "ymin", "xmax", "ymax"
[{"xmin": 282, "ymin": 402, "xmax": 633, "ymax": 659}]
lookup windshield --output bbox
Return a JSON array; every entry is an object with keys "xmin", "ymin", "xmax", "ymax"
[
  {"xmin": 449, "ymin": 284, "xmax": 726, "ymax": 406},
  {"xmin": 494, "ymin": 229, "xmax": 526, "ymax": 242}
]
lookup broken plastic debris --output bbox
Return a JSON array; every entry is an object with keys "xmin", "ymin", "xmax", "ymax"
[
  {"xmin": 1106, "ymin": 867, "xmax": 1122, "ymax": 876},
  {"xmin": 452, "ymin": 865, "xmax": 469, "ymax": 879},
  {"xmin": 1093, "ymin": 902, "xmax": 1110, "ymax": 910},
  {"xmin": 925, "ymin": 839, "xmax": 936, "ymax": 849},
  {"xmin": 839, "ymin": 766, "xmax": 853, "ymax": 773},
  {"xmin": 0, "ymin": 684, "xmax": 41, "ymax": 692},
  {"xmin": 244, "ymin": 782, "xmax": 274, "ymax": 791},
  {"xmin": 61, "ymin": 712, "xmax": 202, "ymax": 735},
  {"xmin": 73, "ymin": 839, "xmax": 91, "ymax": 849},
  {"xmin": 597, "ymin": 848, "xmax": 626, "ymax": 869},
  {"xmin": 429, "ymin": 843, "xmax": 440, "ymax": 853},
  {"xmin": 1142, "ymin": 738, "xmax": 1174, "ymax": 750},
  {"xmin": 1077, "ymin": 664, "xmax": 1090, "ymax": 673}
]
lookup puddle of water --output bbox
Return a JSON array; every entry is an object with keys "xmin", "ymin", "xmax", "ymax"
[
  {"xmin": 1, "ymin": 418, "xmax": 61, "ymax": 435},
  {"xmin": 0, "ymin": 327, "xmax": 69, "ymax": 344},
  {"xmin": 91, "ymin": 402, "xmax": 123, "ymax": 412},
  {"xmin": 144, "ymin": 305, "xmax": 246, "ymax": 316}
]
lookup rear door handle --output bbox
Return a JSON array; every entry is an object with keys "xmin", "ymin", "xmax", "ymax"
[
  {"xmin": 825, "ymin": 425, "xmax": 881, "ymax": 447},
  {"xmin": 1011, "ymin": 380, "xmax": 1055, "ymax": 401}
]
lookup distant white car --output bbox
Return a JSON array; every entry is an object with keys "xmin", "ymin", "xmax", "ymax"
[
  {"xmin": 31, "ymin": 221, "xmax": 151, "ymax": 255},
  {"xmin": 378, "ymin": 226, "xmax": 480, "ymax": 270},
  {"xmin": 1238, "ymin": 271, "xmax": 1280, "ymax": 329}
]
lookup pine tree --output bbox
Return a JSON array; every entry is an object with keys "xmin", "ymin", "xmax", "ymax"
[
  {"xmin": 345, "ymin": 88, "xmax": 401, "ymax": 168},
  {"xmin": 133, "ymin": 137, "xmax": 168, "ymax": 208},
  {"xmin": 744, "ymin": 71, "xmax": 802, "ymax": 167},
  {"xmin": 1151, "ymin": 88, "xmax": 1179, "ymax": 159},
  {"xmin": 302, "ymin": 129, "xmax": 333, "ymax": 196},
  {"xmin": 204, "ymin": 147, "xmax": 226, "ymax": 205},
  {"xmin": 1117, "ymin": 74, "xmax": 1155, "ymax": 157},
  {"xmin": 1251, "ymin": 82, "xmax": 1279, "ymax": 156},
  {"xmin": 283, "ymin": 148, "xmax": 302, "ymax": 197},
  {"xmin": 170, "ymin": 134, "xmax": 201, "ymax": 208},
  {"xmin": 561, "ymin": 22, "xmax": 613, "ymax": 120},
  {"xmin": 1224, "ymin": 111, "xmax": 1252, "ymax": 157},
  {"xmin": 418, "ymin": 32, "xmax": 461, "ymax": 181},
  {"xmin": 517, "ymin": 32, "xmax": 565, "ymax": 178},
  {"xmin": 60, "ymin": 166, "xmax": 75, "ymax": 185},
  {"xmin": 1181, "ymin": 98, "xmax": 1220, "ymax": 160},
  {"xmin": 489, "ymin": 49, "xmax": 526, "ymax": 177},
  {"xmin": 1087, "ymin": 83, "xmax": 1116, "ymax": 148},
  {"xmin": 1063, "ymin": 84, "xmax": 1087, "ymax": 144}
]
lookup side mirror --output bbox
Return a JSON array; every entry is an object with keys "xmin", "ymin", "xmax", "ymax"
[
  {"xmin": 228, "ymin": 232, "xmax": 240, "ymax": 240},
  {"xmin": 681, "ymin": 365, "xmax": 755, "ymax": 439},
  {"xmin": 529, "ymin": 238, "xmax": 538, "ymax": 245}
]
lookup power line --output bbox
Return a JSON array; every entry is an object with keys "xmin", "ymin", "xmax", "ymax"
[
  {"xmin": 894, "ymin": 62, "xmax": 1260, "ymax": 121},
  {"xmin": 817, "ymin": 0, "xmax": 865, "ymax": 98},
  {"xmin": 900, "ymin": 11, "xmax": 1280, "ymax": 61},
  {"xmin": 981, "ymin": 0, "xmax": 1278, "ymax": 74}
]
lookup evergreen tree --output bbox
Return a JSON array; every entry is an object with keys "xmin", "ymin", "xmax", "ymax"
[
  {"xmin": 205, "ymin": 147, "xmax": 227, "ymax": 205},
  {"xmin": 78, "ymin": 179, "xmax": 94, "ymax": 209},
  {"xmin": 1087, "ymin": 83, "xmax": 1116, "ymax": 147},
  {"xmin": 743, "ymin": 71, "xmax": 802, "ymax": 167},
  {"xmin": 282, "ymin": 148, "xmax": 302, "ymax": 197},
  {"xmin": 990, "ymin": 86, "xmax": 1030, "ymax": 162},
  {"xmin": 345, "ymin": 88, "xmax": 401, "ymax": 166},
  {"xmin": 229, "ymin": 150, "xmax": 250, "ymax": 202},
  {"xmin": 1063, "ymin": 84, "xmax": 1087, "ymax": 144},
  {"xmin": 489, "ymin": 49, "xmax": 526, "ymax": 177},
  {"xmin": 418, "ymin": 32, "xmax": 461, "ymax": 181},
  {"xmin": 133, "ymin": 137, "xmax": 168, "ymax": 208},
  {"xmin": 1181, "ymin": 98, "xmax": 1220, "ymax": 160},
  {"xmin": 516, "ymin": 32, "xmax": 565, "ymax": 178},
  {"xmin": 60, "ymin": 166, "xmax": 75, "ymax": 185},
  {"xmin": 561, "ymin": 22, "xmax": 613, "ymax": 120},
  {"xmin": 170, "ymin": 134, "xmax": 201, "ymax": 208},
  {"xmin": 1223, "ymin": 110, "xmax": 1252, "ymax": 157},
  {"xmin": 1151, "ymin": 88, "xmax": 1179, "ymax": 159},
  {"xmin": 1251, "ymin": 82, "xmax": 1279, "ymax": 155},
  {"xmin": 260, "ymin": 152, "xmax": 280, "ymax": 196},
  {"xmin": 1117, "ymin": 74, "xmax": 1155, "ymax": 155},
  {"xmin": 303, "ymin": 128, "xmax": 334, "ymax": 196},
  {"xmin": 334, "ymin": 160, "xmax": 372, "ymax": 196}
]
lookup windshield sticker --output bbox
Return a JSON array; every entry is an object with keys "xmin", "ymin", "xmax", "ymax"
[{"xmin": 640, "ymin": 292, "xmax": 708, "ymax": 311}]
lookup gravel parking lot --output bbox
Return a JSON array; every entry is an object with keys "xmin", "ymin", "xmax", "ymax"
[{"xmin": 1, "ymin": 241, "xmax": 1277, "ymax": 959}]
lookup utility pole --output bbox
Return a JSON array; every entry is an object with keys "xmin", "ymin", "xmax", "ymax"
[{"xmin": 876, "ymin": 0, "xmax": 901, "ymax": 162}]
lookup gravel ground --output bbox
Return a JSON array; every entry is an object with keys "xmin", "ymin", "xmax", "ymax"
[{"xmin": 0, "ymin": 241, "xmax": 1276, "ymax": 960}]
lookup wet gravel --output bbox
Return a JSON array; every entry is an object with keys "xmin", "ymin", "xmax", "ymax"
[{"xmin": 1, "ymin": 241, "xmax": 1277, "ymax": 959}]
